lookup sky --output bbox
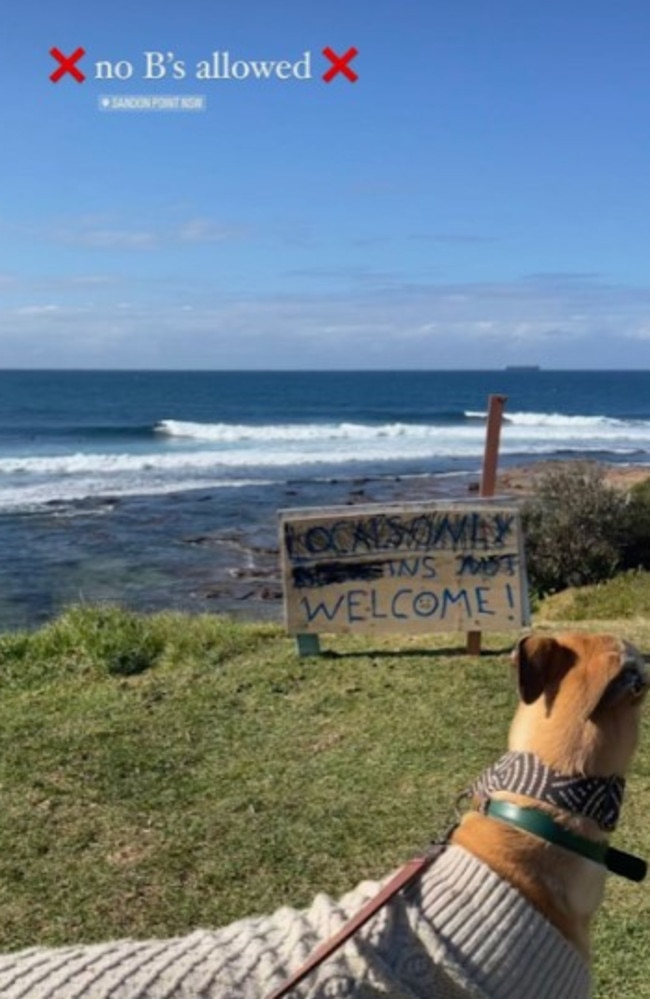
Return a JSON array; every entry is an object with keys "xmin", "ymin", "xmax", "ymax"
[{"xmin": 2, "ymin": 0, "xmax": 650, "ymax": 370}]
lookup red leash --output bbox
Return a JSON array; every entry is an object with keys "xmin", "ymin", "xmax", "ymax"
[{"xmin": 264, "ymin": 846, "xmax": 445, "ymax": 999}]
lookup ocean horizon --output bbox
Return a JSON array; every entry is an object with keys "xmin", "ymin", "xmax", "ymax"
[{"xmin": 2, "ymin": 369, "xmax": 649, "ymax": 632}]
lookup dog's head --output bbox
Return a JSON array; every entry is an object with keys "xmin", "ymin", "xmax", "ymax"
[{"xmin": 508, "ymin": 632, "xmax": 648, "ymax": 778}]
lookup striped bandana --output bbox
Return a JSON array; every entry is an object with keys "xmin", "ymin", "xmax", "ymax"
[{"xmin": 472, "ymin": 751, "xmax": 625, "ymax": 832}]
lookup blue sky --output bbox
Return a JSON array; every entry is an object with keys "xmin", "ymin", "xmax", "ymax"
[{"xmin": 2, "ymin": 0, "xmax": 650, "ymax": 369}]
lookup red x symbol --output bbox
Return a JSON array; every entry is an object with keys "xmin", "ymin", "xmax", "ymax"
[
  {"xmin": 50, "ymin": 46, "xmax": 86, "ymax": 83},
  {"xmin": 322, "ymin": 46, "xmax": 358, "ymax": 83}
]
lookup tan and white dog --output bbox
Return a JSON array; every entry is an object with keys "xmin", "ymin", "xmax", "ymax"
[
  {"xmin": 454, "ymin": 632, "xmax": 648, "ymax": 964},
  {"xmin": 0, "ymin": 632, "xmax": 646, "ymax": 999}
]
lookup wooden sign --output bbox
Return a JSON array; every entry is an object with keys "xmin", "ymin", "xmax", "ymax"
[{"xmin": 279, "ymin": 501, "xmax": 529, "ymax": 639}]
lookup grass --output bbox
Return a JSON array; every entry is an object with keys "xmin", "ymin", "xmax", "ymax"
[
  {"xmin": 0, "ymin": 589, "xmax": 649, "ymax": 998},
  {"xmin": 537, "ymin": 568, "xmax": 650, "ymax": 622}
]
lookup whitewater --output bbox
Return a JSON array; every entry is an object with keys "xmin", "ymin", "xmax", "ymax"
[
  {"xmin": 1, "ymin": 408, "xmax": 648, "ymax": 511},
  {"xmin": 2, "ymin": 368, "xmax": 649, "ymax": 630}
]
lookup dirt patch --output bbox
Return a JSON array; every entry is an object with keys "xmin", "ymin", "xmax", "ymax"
[{"xmin": 495, "ymin": 461, "xmax": 650, "ymax": 498}]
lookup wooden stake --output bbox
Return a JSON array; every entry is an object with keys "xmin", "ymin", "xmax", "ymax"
[
  {"xmin": 467, "ymin": 394, "xmax": 508, "ymax": 656},
  {"xmin": 466, "ymin": 630, "xmax": 483, "ymax": 656},
  {"xmin": 296, "ymin": 633, "xmax": 321, "ymax": 657},
  {"xmin": 480, "ymin": 395, "xmax": 508, "ymax": 499}
]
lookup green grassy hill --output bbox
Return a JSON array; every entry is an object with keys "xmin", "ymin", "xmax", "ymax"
[{"xmin": 1, "ymin": 589, "xmax": 649, "ymax": 999}]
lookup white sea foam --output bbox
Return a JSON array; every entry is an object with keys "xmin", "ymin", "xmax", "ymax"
[
  {"xmin": 505, "ymin": 412, "xmax": 629, "ymax": 428},
  {"xmin": 2, "ymin": 415, "xmax": 649, "ymax": 479},
  {"xmin": 156, "ymin": 414, "xmax": 645, "ymax": 443},
  {"xmin": 1, "ymin": 411, "xmax": 648, "ymax": 510},
  {"xmin": 0, "ymin": 442, "xmax": 638, "ymax": 481},
  {"xmin": 156, "ymin": 419, "xmax": 418, "ymax": 441},
  {"xmin": 0, "ymin": 476, "xmax": 275, "ymax": 513},
  {"xmin": 466, "ymin": 410, "xmax": 630, "ymax": 428}
]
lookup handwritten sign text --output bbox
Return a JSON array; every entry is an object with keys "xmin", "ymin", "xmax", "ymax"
[{"xmin": 280, "ymin": 502, "xmax": 529, "ymax": 636}]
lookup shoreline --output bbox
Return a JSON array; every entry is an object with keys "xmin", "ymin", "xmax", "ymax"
[
  {"xmin": 1, "ymin": 459, "xmax": 648, "ymax": 634},
  {"xmin": 495, "ymin": 460, "xmax": 650, "ymax": 496}
]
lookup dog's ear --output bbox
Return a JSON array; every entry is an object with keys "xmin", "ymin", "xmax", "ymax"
[{"xmin": 512, "ymin": 635, "xmax": 576, "ymax": 705}]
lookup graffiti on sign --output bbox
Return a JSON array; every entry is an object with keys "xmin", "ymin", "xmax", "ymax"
[{"xmin": 279, "ymin": 502, "xmax": 529, "ymax": 636}]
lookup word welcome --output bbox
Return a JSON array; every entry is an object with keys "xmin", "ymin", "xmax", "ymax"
[{"xmin": 300, "ymin": 583, "xmax": 516, "ymax": 626}]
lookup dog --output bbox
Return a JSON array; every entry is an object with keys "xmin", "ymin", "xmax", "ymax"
[{"xmin": 0, "ymin": 632, "xmax": 646, "ymax": 999}]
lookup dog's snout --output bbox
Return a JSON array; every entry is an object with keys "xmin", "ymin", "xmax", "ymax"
[
  {"xmin": 629, "ymin": 667, "xmax": 648, "ymax": 696},
  {"xmin": 620, "ymin": 642, "xmax": 649, "ymax": 697},
  {"xmin": 619, "ymin": 642, "xmax": 650, "ymax": 698}
]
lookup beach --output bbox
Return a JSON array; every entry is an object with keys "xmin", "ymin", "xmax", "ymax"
[
  {"xmin": 495, "ymin": 461, "xmax": 650, "ymax": 495},
  {"xmin": 0, "ymin": 468, "xmax": 472, "ymax": 632},
  {"xmin": 2, "ymin": 458, "xmax": 648, "ymax": 634},
  {"xmin": 2, "ymin": 369, "xmax": 650, "ymax": 632}
]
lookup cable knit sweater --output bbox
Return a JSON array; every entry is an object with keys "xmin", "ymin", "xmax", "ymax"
[{"xmin": 0, "ymin": 846, "xmax": 590, "ymax": 999}]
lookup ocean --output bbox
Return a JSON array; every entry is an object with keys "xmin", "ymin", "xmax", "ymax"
[{"xmin": 2, "ymin": 369, "xmax": 649, "ymax": 631}]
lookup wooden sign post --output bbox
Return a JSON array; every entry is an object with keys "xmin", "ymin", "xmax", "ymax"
[
  {"xmin": 467, "ymin": 394, "xmax": 508, "ymax": 655},
  {"xmin": 279, "ymin": 500, "xmax": 529, "ymax": 655},
  {"xmin": 480, "ymin": 395, "xmax": 508, "ymax": 499}
]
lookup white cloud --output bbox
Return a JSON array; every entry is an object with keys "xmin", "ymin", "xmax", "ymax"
[
  {"xmin": 15, "ymin": 304, "xmax": 61, "ymax": 315},
  {"xmin": 76, "ymin": 229, "xmax": 158, "ymax": 249},
  {"xmin": 176, "ymin": 218, "xmax": 249, "ymax": 243},
  {"xmin": 68, "ymin": 275, "xmax": 118, "ymax": 286},
  {"xmin": 42, "ymin": 215, "xmax": 250, "ymax": 251},
  {"xmin": 1, "ymin": 275, "xmax": 649, "ymax": 368}
]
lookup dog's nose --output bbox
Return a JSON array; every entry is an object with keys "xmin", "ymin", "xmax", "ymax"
[
  {"xmin": 618, "ymin": 643, "xmax": 649, "ymax": 699},
  {"xmin": 629, "ymin": 661, "xmax": 649, "ymax": 696}
]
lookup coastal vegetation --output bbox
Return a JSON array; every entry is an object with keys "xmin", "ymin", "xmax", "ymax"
[
  {"xmin": 522, "ymin": 462, "xmax": 650, "ymax": 596},
  {"xmin": 0, "ymin": 593, "xmax": 649, "ymax": 998}
]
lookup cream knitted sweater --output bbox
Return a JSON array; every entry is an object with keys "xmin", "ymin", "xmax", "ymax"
[{"xmin": 0, "ymin": 846, "xmax": 590, "ymax": 999}]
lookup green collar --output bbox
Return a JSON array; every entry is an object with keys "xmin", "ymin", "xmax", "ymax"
[{"xmin": 486, "ymin": 799, "xmax": 647, "ymax": 883}]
